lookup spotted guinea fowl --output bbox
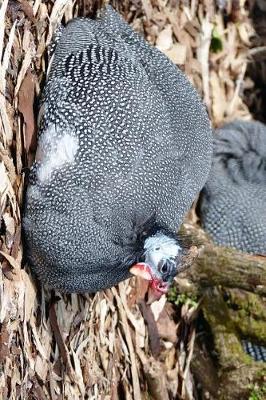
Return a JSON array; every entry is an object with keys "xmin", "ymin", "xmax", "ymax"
[
  {"xmin": 23, "ymin": 6, "xmax": 212, "ymax": 297},
  {"xmin": 199, "ymin": 119, "xmax": 266, "ymax": 255},
  {"xmin": 199, "ymin": 119, "xmax": 266, "ymax": 362}
]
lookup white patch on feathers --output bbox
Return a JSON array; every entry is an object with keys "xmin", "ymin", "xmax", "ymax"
[{"xmin": 37, "ymin": 125, "xmax": 78, "ymax": 183}]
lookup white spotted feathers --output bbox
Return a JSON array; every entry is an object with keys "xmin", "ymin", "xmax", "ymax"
[{"xmin": 23, "ymin": 6, "xmax": 212, "ymax": 293}]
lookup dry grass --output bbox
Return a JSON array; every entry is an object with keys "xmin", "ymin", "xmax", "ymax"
[{"xmin": 0, "ymin": 1, "xmax": 259, "ymax": 399}]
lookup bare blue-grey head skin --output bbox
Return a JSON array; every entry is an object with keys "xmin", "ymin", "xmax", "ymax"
[
  {"xmin": 23, "ymin": 6, "xmax": 213, "ymax": 295},
  {"xmin": 199, "ymin": 119, "xmax": 266, "ymax": 255},
  {"xmin": 199, "ymin": 119, "xmax": 266, "ymax": 362}
]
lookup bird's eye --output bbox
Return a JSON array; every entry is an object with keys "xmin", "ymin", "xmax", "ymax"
[
  {"xmin": 160, "ymin": 262, "xmax": 169, "ymax": 274},
  {"xmin": 155, "ymin": 246, "xmax": 160, "ymax": 251}
]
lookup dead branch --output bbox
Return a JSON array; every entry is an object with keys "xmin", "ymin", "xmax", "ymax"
[{"xmin": 179, "ymin": 225, "xmax": 266, "ymax": 295}]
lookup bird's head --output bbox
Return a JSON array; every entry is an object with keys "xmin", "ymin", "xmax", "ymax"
[{"xmin": 130, "ymin": 232, "xmax": 182, "ymax": 302}]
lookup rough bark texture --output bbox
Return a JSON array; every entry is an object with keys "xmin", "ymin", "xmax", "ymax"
[
  {"xmin": 178, "ymin": 224, "xmax": 266, "ymax": 399},
  {"xmin": 187, "ymin": 245, "xmax": 266, "ymax": 295}
]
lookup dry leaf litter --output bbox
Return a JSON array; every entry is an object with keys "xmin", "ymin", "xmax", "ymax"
[{"xmin": 0, "ymin": 0, "xmax": 259, "ymax": 399}]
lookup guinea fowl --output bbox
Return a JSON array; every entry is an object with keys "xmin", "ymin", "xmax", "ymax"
[
  {"xmin": 23, "ymin": 6, "xmax": 212, "ymax": 297},
  {"xmin": 199, "ymin": 119, "xmax": 266, "ymax": 362},
  {"xmin": 199, "ymin": 119, "xmax": 266, "ymax": 255}
]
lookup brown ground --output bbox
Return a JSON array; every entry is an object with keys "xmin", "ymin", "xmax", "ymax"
[{"xmin": 0, "ymin": 1, "xmax": 264, "ymax": 399}]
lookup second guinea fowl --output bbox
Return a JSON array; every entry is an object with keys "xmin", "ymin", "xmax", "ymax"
[
  {"xmin": 200, "ymin": 119, "xmax": 266, "ymax": 255},
  {"xmin": 199, "ymin": 119, "xmax": 266, "ymax": 362},
  {"xmin": 23, "ymin": 6, "xmax": 212, "ymax": 296}
]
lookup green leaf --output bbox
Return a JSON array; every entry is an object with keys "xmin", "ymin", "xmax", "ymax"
[{"xmin": 210, "ymin": 26, "xmax": 223, "ymax": 53}]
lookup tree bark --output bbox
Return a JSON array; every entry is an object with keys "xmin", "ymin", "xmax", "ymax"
[
  {"xmin": 179, "ymin": 226, "xmax": 266, "ymax": 295},
  {"xmin": 177, "ymin": 225, "xmax": 266, "ymax": 400}
]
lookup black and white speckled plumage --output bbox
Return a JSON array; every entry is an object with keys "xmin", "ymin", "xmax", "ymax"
[
  {"xmin": 200, "ymin": 119, "xmax": 266, "ymax": 255},
  {"xmin": 199, "ymin": 119, "xmax": 266, "ymax": 362},
  {"xmin": 241, "ymin": 340, "xmax": 266, "ymax": 363},
  {"xmin": 23, "ymin": 6, "xmax": 212, "ymax": 293}
]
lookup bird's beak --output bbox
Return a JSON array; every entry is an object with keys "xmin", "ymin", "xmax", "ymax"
[
  {"xmin": 130, "ymin": 263, "xmax": 169, "ymax": 304},
  {"xmin": 147, "ymin": 286, "xmax": 163, "ymax": 304},
  {"xmin": 129, "ymin": 263, "xmax": 152, "ymax": 281}
]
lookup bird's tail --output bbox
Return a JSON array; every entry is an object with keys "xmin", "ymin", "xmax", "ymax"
[
  {"xmin": 51, "ymin": 5, "xmax": 138, "ymax": 63},
  {"xmin": 213, "ymin": 119, "xmax": 266, "ymax": 185}
]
